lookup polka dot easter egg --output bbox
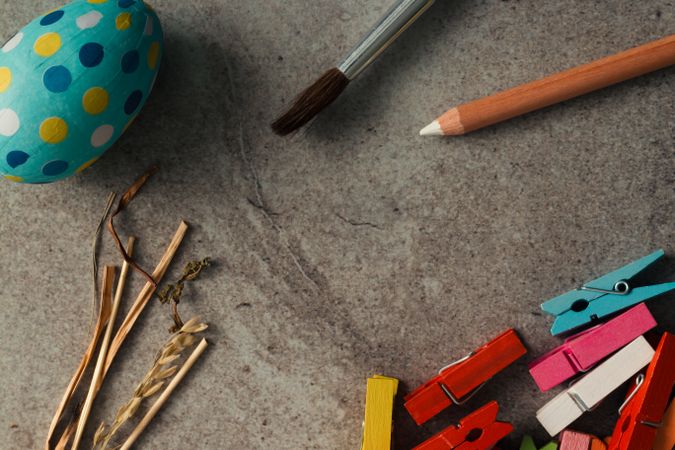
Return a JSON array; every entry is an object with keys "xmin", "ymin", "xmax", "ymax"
[{"xmin": 0, "ymin": 0, "xmax": 163, "ymax": 183}]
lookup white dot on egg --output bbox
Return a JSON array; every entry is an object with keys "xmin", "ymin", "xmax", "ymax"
[
  {"xmin": 77, "ymin": 11, "xmax": 104, "ymax": 30},
  {"xmin": 144, "ymin": 15, "xmax": 154, "ymax": 35},
  {"xmin": 0, "ymin": 108, "xmax": 20, "ymax": 136},
  {"xmin": 91, "ymin": 124, "xmax": 114, "ymax": 147},
  {"xmin": 2, "ymin": 32, "xmax": 24, "ymax": 53}
]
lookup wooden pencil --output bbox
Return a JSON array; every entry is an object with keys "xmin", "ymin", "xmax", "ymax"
[{"xmin": 420, "ymin": 34, "xmax": 675, "ymax": 136}]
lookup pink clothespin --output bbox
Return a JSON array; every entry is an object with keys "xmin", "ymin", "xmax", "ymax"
[
  {"xmin": 529, "ymin": 303, "xmax": 656, "ymax": 392},
  {"xmin": 559, "ymin": 430, "xmax": 607, "ymax": 450}
]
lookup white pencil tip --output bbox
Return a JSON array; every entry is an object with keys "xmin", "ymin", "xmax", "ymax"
[{"xmin": 419, "ymin": 120, "xmax": 442, "ymax": 136}]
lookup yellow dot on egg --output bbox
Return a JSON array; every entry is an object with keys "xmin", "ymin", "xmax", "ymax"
[
  {"xmin": 0, "ymin": 67, "xmax": 12, "ymax": 93},
  {"xmin": 4, "ymin": 175, "xmax": 23, "ymax": 183},
  {"xmin": 76, "ymin": 157, "xmax": 99, "ymax": 173},
  {"xmin": 82, "ymin": 87, "xmax": 109, "ymax": 115},
  {"xmin": 40, "ymin": 117, "xmax": 68, "ymax": 144},
  {"xmin": 87, "ymin": 0, "xmax": 108, "ymax": 3},
  {"xmin": 34, "ymin": 32, "xmax": 62, "ymax": 57},
  {"xmin": 147, "ymin": 42, "xmax": 160, "ymax": 69},
  {"xmin": 116, "ymin": 12, "xmax": 133, "ymax": 31}
]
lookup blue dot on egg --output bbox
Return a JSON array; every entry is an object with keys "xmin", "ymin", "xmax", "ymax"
[
  {"xmin": 121, "ymin": 50, "xmax": 140, "ymax": 73},
  {"xmin": 79, "ymin": 43, "xmax": 104, "ymax": 68},
  {"xmin": 7, "ymin": 150, "xmax": 29, "ymax": 168},
  {"xmin": 43, "ymin": 65, "xmax": 72, "ymax": 93},
  {"xmin": 124, "ymin": 90, "xmax": 143, "ymax": 115},
  {"xmin": 42, "ymin": 160, "xmax": 69, "ymax": 176},
  {"xmin": 118, "ymin": 0, "xmax": 136, "ymax": 7},
  {"xmin": 40, "ymin": 10, "xmax": 65, "ymax": 26}
]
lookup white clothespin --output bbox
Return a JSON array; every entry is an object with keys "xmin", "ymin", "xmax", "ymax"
[{"xmin": 536, "ymin": 336, "xmax": 655, "ymax": 436}]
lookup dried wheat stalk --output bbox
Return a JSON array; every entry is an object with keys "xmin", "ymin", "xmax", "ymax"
[
  {"xmin": 45, "ymin": 268, "xmax": 114, "ymax": 450},
  {"xmin": 107, "ymin": 166, "xmax": 159, "ymax": 285},
  {"xmin": 93, "ymin": 318, "xmax": 208, "ymax": 449},
  {"xmin": 121, "ymin": 338, "xmax": 209, "ymax": 450},
  {"xmin": 71, "ymin": 238, "xmax": 135, "ymax": 450},
  {"xmin": 91, "ymin": 193, "xmax": 116, "ymax": 331},
  {"xmin": 50, "ymin": 222, "xmax": 188, "ymax": 449},
  {"xmin": 105, "ymin": 221, "xmax": 189, "ymax": 373}
]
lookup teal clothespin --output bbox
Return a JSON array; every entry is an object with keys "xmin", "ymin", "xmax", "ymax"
[
  {"xmin": 520, "ymin": 435, "xmax": 558, "ymax": 450},
  {"xmin": 541, "ymin": 250, "xmax": 675, "ymax": 335}
]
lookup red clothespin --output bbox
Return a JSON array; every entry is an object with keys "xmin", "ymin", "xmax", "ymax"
[
  {"xmin": 404, "ymin": 329, "xmax": 527, "ymax": 425},
  {"xmin": 413, "ymin": 401, "xmax": 513, "ymax": 450},
  {"xmin": 609, "ymin": 332, "xmax": 675, "ymax": 450}
]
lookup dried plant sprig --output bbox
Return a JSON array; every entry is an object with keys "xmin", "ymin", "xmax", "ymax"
[
  {"xmin": 93, "ymin": 318, "xmax": 208, "ymax": 450},
  {"xmin": 104, "ymin": 221, "xmax": 188, "ymax": 373},
  {"xmin": 72, "ymin": 238, "xmax": 135, "ymax": 450},
  {"xmin": 45, "ymin": 270, "xmax": 114, "ymax": 450},
  {"xmin": 120, "ymin": 339, "xmax": 208, "ymax": 450},
  {"xmin": 157, "ymin": 258, "xmax": 211, "ymax": 332},
  {"xmin": 50, "ymin": 222, "xmax": 188, "ymax": 449},
  {"xmin": 46, "ymin": 193, "xmax": 116, "ymax": 450},
  {"xmin": 91, "ymin": 192, "xmax": 116, "ymax": 329},
  {"xmin": 107, "ymin": 166, "xmax": 159, "ymax": 286}
]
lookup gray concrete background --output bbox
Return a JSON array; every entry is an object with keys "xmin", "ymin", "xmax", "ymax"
[{"xmin": 0, "ymin": 0, "xmax": 674, "ymax": 449}]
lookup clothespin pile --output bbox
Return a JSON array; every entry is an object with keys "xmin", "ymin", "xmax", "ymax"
[
  {"xmin": 361, "ymin": 328, "xmax": 525, "ymax": 450},
  {"xmin": 358, "ymin": 249, "xmax": 675, "ymax": 450},
  {"xmin": 535, "ymin": 249, "xmax": 675, "ymax": 450}
]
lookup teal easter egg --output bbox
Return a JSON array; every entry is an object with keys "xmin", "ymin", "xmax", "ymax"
[{"xmin": 0, "ymin": 0, "xmax": 163, "ymax": 184}]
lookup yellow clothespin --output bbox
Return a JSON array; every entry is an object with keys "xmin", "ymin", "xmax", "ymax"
[{"xmin": 361, "ymin": 375, "xmax": 399, "ymax": 450}]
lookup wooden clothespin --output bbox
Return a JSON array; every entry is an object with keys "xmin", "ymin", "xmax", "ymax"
[
  {"xmin": 559, "ymin": 430, "xmax": 606, "ymax": 450},
  {"xmin": 536, "ymin": 336, "xmax": 655, "ymax": 436},
  {"xmin": 540, "ymin": 250, "xmax": 675, "ymax": 335},
  {"xmin": 529, "ymin": 304, "xmax": 656, "ymax": 391},
  {"xmin": 608, "ymin": 332, "xmax": 675, "ymax": 450},
  {"xmin": 361, "ymin": 375, "xmax": 399, "ymax": 450},
  {"xmin": 404, "ymin": 329, "xmax": 526, "ymax": 425},
  {"xmin": 412, "ymin": 401, "xmax": 512, "ymax": 450},
  {"xmin": 520, "ymin": 435, "xmax": 558, "ymax": 450},
  {"xmin": 653, "ymin": 399, "xmax": 675, "ymax": 450}
]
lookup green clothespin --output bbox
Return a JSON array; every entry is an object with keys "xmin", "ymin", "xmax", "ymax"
[{"xmin": 520, "ymin": 435, "xmax": 558, "ymax": 450}]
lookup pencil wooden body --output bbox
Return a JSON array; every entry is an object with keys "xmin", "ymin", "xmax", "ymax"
[{"xmin": 436, "ymin": 34, "xmax": 675, "ymax": 135}]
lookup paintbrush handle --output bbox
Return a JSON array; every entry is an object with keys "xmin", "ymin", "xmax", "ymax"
[{"xmin": 339, "ymin": 0, "xmax": 435, "ymax": 80}]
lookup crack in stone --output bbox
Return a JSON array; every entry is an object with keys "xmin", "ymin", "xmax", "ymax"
[
  {"xmin": 224, "ymin": 58, "xmax": 319, "ymax": 289},
  {"xmin": 335, "ymin": 213, "xmax": 382, "ymax": 230}
]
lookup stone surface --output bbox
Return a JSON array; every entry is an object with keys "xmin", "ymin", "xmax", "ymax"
[{"xmin": 0, "ymin": 1, "xmax": 673, "ymax": 449}]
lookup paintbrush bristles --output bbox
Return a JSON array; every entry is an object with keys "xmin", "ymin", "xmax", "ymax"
[{"xmin": 271, "ymin": 67, "xmax": 349, "ymax": 135}]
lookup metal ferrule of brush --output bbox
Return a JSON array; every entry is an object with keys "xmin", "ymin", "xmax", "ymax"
[{"xmin": 338, "ymin": 0, "xmax": 435, "ymax": 80}]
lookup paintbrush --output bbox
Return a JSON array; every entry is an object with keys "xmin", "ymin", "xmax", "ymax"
[{"xmin": 272, "ymin": 0, "xmax": 436, "ymax": 136}]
